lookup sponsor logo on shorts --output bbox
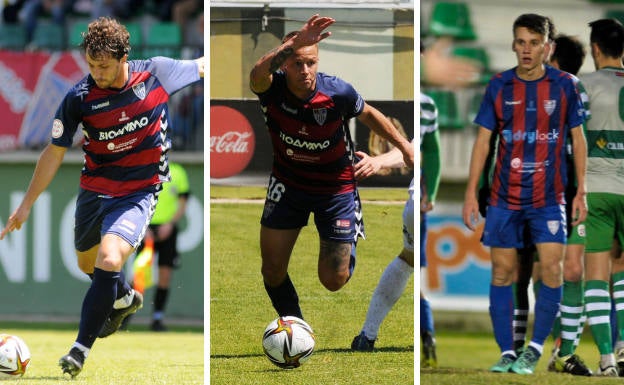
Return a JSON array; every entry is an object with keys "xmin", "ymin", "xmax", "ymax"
[
  {"xmin": 577, "ymin": 224, "xmax": 586, "ymax": 237},
  {"xmin": 335, "ymin": 219, "xmax": 350, "ymax": 228}
]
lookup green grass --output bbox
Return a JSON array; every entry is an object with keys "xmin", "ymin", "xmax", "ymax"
[
  {"xmin": 209, "ymin": 187, "xmax": 413, "ymax": 385},
  {"xmin": 422, "ymin": 312, "xmax": 614, "ymax": 384},
  {"xmin": 0, "ymin": 323, "xmax": 203, "ymax": 384}
]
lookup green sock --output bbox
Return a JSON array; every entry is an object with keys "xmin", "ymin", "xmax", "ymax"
[
  {"xmin": 585, "ymin": 280, "xmax": 613, "ymax": 355},
  {"xmin": 559, "ymin": 280, "xmax": 584, "ymax": 356},
  {"xmin": 612, "ymin": 271, "xmax": 624, "ymax": 344}
]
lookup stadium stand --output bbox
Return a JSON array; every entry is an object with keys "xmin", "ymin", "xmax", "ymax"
[
  {"xmin": 142, "ymin": 21, "xmax": 182, "ymax": 59},
  {"xmin": 31, "ymin": 21, "xmax": 65, "ymax": 51},
  {"xmin": 0, "ymin": 24, "xmax": 27, "ymax": 50}
]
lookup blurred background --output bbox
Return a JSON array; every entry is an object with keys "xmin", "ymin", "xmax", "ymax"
[{"xmin": 0, "ymin": 0, "xmax": 204, "ymax": 325}]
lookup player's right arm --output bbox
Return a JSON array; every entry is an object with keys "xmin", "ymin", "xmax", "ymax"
[
  {"xmin": 0, "ymin": 143, "xmax": 66, "ymax": 240},
  {"xmin": 462, "ymin": 126, "xmax": 492, "ymax": 231},
  {"xmin": 249, "ymin": 14, "xmax": 334, "ymax": 94}
]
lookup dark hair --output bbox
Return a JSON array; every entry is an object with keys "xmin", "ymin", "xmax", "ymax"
[
  {"xmin": 81, "ymin": 17, "xmax": 130, "ymax": 60},
  {"xmin": 589, "ymin": 18, "xmax": 624, "ymax": 59},
  {"xmin": 513, "ymin": 13, "xmax": 555, "ymax": 41},
  {"xmin": 551, "ymin": 34, "xmax": 586, "ymax": 75}
]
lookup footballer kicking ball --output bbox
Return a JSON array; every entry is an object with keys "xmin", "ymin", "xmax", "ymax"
[
  {"xmin": 262, "ymin": 316, "xmax": 315, "ymax": 369},
  {"xmin": 0, "ymin": 334, "xmax": 30, "ymax": 379}
]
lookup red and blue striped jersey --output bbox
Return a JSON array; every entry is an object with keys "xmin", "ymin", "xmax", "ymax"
[
  {"xmin": 474, "ymin": 65, "xmax": 584, "ymax": 210},
  {"xmin": 51, "ymin": 57, "xmax": 200, "ymax": 197},
  {"xmin": 255, "ymin": 71, "xmax": 364, "ymax": 194}
]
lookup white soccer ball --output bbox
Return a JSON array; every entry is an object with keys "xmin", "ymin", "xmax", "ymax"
[
  {"xmin": 262, "ymin": 316, "xmax": 315, "ymax": 369},
  {"xmin": 0, "ymin": 334, "xmax": 30, "ymax": 379}
]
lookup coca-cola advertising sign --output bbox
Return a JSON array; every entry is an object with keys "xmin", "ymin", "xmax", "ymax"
[{"xmin": 210, "ymin": 105, "xmax": 256, "ymax": 178}]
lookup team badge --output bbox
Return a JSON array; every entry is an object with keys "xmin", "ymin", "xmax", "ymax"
[
  {"xmin": 547, "ymin": 220, "xmax": 560, "ymax": 235},
  {"xmin": 543, "ymin": 100, "xmax": 556, "ymax": 116},
  {"xmin": 313, "ymin": 108, "xmax": 327, "ymax": 125},
  {"xmin": 132, "ymin": 82, "xmax": 146, "ymax": 100}
]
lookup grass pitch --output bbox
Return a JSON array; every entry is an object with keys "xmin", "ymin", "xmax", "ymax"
[
  {"xmin": 209, "ymin": 186, "xmax": 414, "ymax": 385},
  {"xmin": 1, "ymin": 322, "xmax": 203, "ymax": 384}
]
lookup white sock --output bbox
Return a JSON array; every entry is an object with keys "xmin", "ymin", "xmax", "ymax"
[
  {"xmin": 72, "ymin": 342, "xmax": 90, "ymax": 358},
  {"xmin": 113, "ymin": 289, "xmax": 135, "ymax": 309},
  {"xmin": 361, "ymin": 257, "xmax": 413, "ymax": 340}
]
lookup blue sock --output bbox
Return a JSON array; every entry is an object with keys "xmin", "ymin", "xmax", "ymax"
[
  {"xmin": 77, "ymin": 268, "xmax": 119, "ymax": 348},
  {"xmin": 420, "ymin": 297, "xmax": 434, "ymax": 335},
  {"xmin": 489, "ymin": 284, "xmax": 514, "ymax": 353},
  {"xmin": 532, "ymin": 282, "xmax": 562, "ymax": 347},
  {"xmin": 116, "ymin": 270, "xmax": 132, "ymax": 299}
]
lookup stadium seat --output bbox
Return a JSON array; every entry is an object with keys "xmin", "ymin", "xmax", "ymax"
[
  {"xmin": 452, "ymin": 46, "xmax": 492, "ymax": 84},
  {"xmin": 428, "ymin": 2, "xmax": 476, "ymax": 41},
  {"xmin": 605, "ymin": 9, "xmax": 624, "ymax": 24},
  {"xmin": 426, "ymin": 89, "xmax": 465, "ymax": 130},
  {"xmin": 142, "ymin": 21, "xmax": 181, "ymax": 59},
  {"xmin": 0, "ymin": 24, "xmax": 27, "ymax": 50},
  {"xmin": 125, "ymin": 22, "xmax": 144, "ymax": 59},
  {"xmin": 68, "ymin": 21, "xmax": 89, "ymax": 50},
  {"xmin": 31, "ymin": 22, "xmax": 64, "ymax": 51}
]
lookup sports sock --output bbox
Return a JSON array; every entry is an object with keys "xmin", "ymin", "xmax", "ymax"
[
  {"xmin": 489, "ymin": 284, "xmax": 514, "ymax": 353},
  {"xmin": 558, "ymin": 280, "xmax": 584, "ymax": 356},
  {"xmin": 264, "ymin": 274, "xmax": 303, "ymax": 319},
  {"xmin": 115, "ymin": 270, "xmax": 132, "ymax": 300},
  {"xmin": 585, "ymin": 280, "xmax": 613, "ymax": 354},
  {"xmin": 531, "ymin": 282, "xmax": 561, "ymax": 348},
  {"xmin": 77, "ymin": 268, "xmax": 118, "ymax": 349},
  {"xmin": 154, "ymin": 287, "xmax": 169, "ymax": 314},
  {"xmin": 512, "ymin": 281, "xmax": 529, "ymax": 351},
  {"xmin": 361, "ymin": 257, "xmax": 413, "ymax": 340},
  {"xmin": 612, "ymin": 271, "xmax": 624, "ymax": 346}
]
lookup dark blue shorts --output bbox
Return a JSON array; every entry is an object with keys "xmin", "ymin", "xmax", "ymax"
[
  {"xmin": 482, "ymin": 205, "xmax": 567, "ymax": 248},
  {"xmin": 74, "ymin": 187, "xmax": 159, "ymax": 252},
  {"xmin": 420, "ymin": 213, "xmax": 427, "ymax": 268},
  {"xmin": 260, "ymin": 175, "xmax": 365, "ymax": 243}
]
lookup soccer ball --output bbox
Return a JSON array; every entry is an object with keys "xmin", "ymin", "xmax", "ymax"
[
  {"xmin": 0, "ymin": 334, "xmax": 30, "ymax": 379},
  {"xmin": 262, "ymin": 316, "xmax": 315, "ymax": 369}
]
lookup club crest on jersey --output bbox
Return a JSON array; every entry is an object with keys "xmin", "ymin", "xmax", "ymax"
[
  {"xmin": 132, "ymin": 82, "xmax": 146, "ymax": 100},
  {"xmin": 313, "ymin": 108, "xmax": 327, "ymax": 125},
  {"xmin": 543, "ymin": 100, "xmax": 556, "ymax": 116},
  {"xmin": 547, "ymin": 220, "xmax": 560, "ymax": 235}
]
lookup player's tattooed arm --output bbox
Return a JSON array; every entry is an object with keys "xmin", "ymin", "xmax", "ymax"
[{"xmin": 250, "ymin": 43, "xmax": 294, "ymax": 94}]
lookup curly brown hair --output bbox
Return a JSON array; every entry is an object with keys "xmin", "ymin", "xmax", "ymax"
[{"xmin": 81, "ymin": 17, "xmax": 130, "ymax": 60}]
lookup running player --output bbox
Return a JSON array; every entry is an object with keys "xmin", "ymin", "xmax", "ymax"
[
  {"xmin": 249, "ymin": 15, "xmax": 413, "ymax": 321},
  {"xmin": 462, "ymin": 13, "xmax": 587, "ymax": 375},
  {"xmin": 0, "ymin": 17, "xmax": 204, "ymax": 378}
]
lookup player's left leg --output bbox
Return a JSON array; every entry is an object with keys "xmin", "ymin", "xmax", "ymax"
[
  {"xmin": 60, "ymin": 190, "xmax": 154, "ymax": 378},
  {"xmin": 150, "ymin": 226, "xmax": 179, "ymax": 332}
]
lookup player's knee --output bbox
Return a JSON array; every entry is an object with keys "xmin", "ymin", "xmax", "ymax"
[
  {"xmin": 261, "ymin": 265, "xmax": 287, "ymax": 287},
  {"xmin": 399, "ymin": 248, "xmax": 414, "ymax": 267},
  {"xmin": 319, "ymin": 271, "xmax": 349, "ymax": 292}
]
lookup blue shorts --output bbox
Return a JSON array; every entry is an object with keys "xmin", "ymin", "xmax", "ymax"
[
  {"xmin": 482, "ymin": 205, "xmax": 567, "ymax": 248},
  {"xmin": 74, "ymin": 187, "xmax": 158, "ymax": 252},
  {"xmin": 260, "ymin": 175, "xmax": 365, "ymax": 243}
]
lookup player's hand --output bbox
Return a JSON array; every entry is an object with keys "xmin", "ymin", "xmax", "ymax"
[
  {"xmin": 462, "ymin": 196, "xmax": 480, "ymax": 231},
  {"xmin": 156, "ymin": 223, "xmax": 174, "ymax": 241},
  {"xmin": 421, "ymin": 195, "xmax": 434, "ymax": 213},
  {"xmin": 354, "ymin": 151, "xmax": 382, "ymax": 180},
  {"xmin": 0, "ymin": 206, "xmax": 31, "ymax": 240},
  {"xmin": 571, "ymin": 191, "xmax": 588, "ymax": 227},
  {"xmin": 290, "ymin": 14, "xmax": 335, "ymax": 49}
]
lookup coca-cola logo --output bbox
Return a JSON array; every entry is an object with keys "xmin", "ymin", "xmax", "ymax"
[{"xmin": 210, "ymin": 105, "xmax": 255, "ymax": 178}]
